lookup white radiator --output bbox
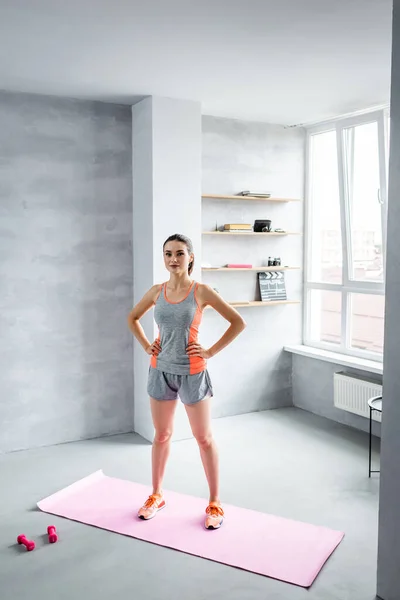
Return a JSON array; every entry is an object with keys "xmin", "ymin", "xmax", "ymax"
[{"xmin": 333, "ymin": 372, "xmax": 382, "ymax": 422}]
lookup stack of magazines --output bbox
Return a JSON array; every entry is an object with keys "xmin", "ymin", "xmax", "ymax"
[{"xmin": 238, "ymin": 190, "xmax": 271, "ymax": 198}]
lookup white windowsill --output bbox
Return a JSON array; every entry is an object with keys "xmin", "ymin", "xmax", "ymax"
[{"xmin": 284, "ymin": 344, "xmax": 383, "ymax": 375}]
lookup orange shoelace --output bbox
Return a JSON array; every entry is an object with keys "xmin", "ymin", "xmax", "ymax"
[
  {"xmin": 206, "ymin": 504, "xmax": 224, "ymax": 517},
  {"xmin": 143, "ymin": 494, "xmax": 161, "ymax": 508}
]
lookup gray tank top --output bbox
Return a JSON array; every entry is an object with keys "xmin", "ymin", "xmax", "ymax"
[{"xmin": 150, "ymin": 281, "xmax": 206, "ymax": 375}]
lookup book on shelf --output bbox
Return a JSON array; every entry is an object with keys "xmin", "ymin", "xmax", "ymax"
[
  {"xmin": 223, "ymin": 223, "xmax": 252, "ymax": 231},
  {"xmin": 222, "ymin": 230, "xmax": 254, "ymax": 233},
  {"xmin": 226, "ymin": 264, "xmax": 252, "ymax": 268}
]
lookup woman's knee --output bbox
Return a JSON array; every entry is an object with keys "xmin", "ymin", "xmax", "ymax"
[
  {"xmin": 195, "ymin": 432, "xmax": 213, "ymax": 450},
  {"xmin": 154, "ymin": 429, "xmax": 173, "ymax": 445}
]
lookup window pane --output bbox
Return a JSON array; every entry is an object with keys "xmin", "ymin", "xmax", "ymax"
[
  {"xmin": 309, "ymin": 131, "xmax": 342, "ymax": 284},
  {"xmin": 309, "ymin": 290, "xmax": 342, "ymax": 345},
  {"xmin": 344, "ymin": 122, "xmax": 383, "ymax": 282},
  {"xmin": 350, "ymin": 293, "xmax": 385, "ymax": 353}
]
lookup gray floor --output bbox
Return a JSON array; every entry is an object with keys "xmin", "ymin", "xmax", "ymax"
[{"xmin": 0, "ymin": 407, "xmax": 380, "ymax": 600}]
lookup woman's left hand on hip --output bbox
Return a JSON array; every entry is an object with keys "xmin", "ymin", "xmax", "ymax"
[{"xmin": 186, "ymin": 342, "xmax": 211, "ymax": 359}]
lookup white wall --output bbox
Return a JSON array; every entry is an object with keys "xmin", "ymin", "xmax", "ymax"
[
  {"xmin": 132, "ymin": 98, "xmax": 155, "ymax": 442},
  {"xmin": 132, "ymin": 97, "xmax": 202, "ymax": 442},
  {"xmin": 292, "ymin": 354, "xmax": 382, "ymax": 436},
  {"xmin": 200, "ymin": 116, "xmax": 305, "ymax": 417}
]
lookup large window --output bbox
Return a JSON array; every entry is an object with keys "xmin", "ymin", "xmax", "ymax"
[{"xmin": 305, "ymin": 111, "xmax": 389, "ymax": 360}]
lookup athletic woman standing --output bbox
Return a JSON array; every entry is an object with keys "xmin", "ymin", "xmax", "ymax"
[{"xmin": 128, "ymin": 234, "xmax": 246, "ymax": 529}]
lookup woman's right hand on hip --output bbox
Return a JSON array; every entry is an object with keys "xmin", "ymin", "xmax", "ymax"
[{"xmin": 146, "ymin": 340, "xmax": 162, "ymax": 356}]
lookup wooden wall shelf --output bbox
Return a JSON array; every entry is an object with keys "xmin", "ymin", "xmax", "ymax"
[
  {"xmin": 202, "ymin": 189, "xmax": 301, "ymax": 311},
  {"xmin": 205, "ymin": 300, "xmax": 300, "ymax": 309},
  {"xmin": 225, "ymin": 301, "xmax": 300, "ymax": 308},
  {"xmin": 202, "ymin": 194, "xmax": 301, "ymax": 203},
  {"xmin": 202, "ymin": 266, "xmax": 299, "ymax": 272},
  {"xmin": 202, "ymin": 231, "xmax": 300, "ymax": 236}
]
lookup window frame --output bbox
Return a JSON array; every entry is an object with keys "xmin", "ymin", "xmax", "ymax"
[{"xmin": 304, "ymin": 110, "xmax": 389, "ymax": 362}]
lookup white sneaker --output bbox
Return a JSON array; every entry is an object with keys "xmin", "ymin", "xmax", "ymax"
[
  {"xmin": 205, "ymin": 502, "xmax": 224, "ymax": 530},
  {"xmin": 138, "ymin": 494, "xmax": 166, "ymax": 520}
]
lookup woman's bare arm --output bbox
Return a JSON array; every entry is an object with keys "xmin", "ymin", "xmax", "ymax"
[
  {"xmin": 187, "ymin": 284, "xmax": 246, "ymax": 359},
  {"xmin": 127, "ymin": 285, "xmax": 162, "ymax": 353}
]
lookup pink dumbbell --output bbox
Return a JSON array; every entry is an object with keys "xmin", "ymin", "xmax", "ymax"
[
  {"xmin": 47, "ymin": 525, "xmax": 58, "ymax": 544},
  {"xmin": 17, "ymin": 534, "xmax": 35, "ymax": 551}
]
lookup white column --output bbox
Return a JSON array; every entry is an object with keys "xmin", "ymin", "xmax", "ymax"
[
  {"xmin": 132, "ymin": 96, "xmax": 202, "ymax": 442},
  {"xmin": 377, "ymin": 1, "xmax": 400, "ymax": 598}
]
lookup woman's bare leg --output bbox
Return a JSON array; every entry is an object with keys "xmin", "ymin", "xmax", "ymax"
[
  {"xmin": 185, "ymin": 398, "xmax": 219, "ymax": 503},
  {"xmin": 150, "ymin": 397, "xmax": 178, "ymax": 495}
]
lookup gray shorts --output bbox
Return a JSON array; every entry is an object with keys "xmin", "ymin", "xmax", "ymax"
[{"xmin": 147, "ymin": 367, "xmax": 213, "ymax": 405}]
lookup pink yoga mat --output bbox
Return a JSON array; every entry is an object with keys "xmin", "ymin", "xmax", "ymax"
[{"xmin": 37, "ymin": 471, "xmax": 344, "ymax": 588}]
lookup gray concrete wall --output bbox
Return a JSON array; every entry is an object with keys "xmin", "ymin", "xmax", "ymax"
[
  {"xmin": 292, "ymin": 355, "xmax": 382, "ymax": 437},
  {"xmin": 201, "ymin": 116, "xmax": 304, "ymax": 417},
  {"xmin": 377, "ymin": 2, "xmax": 400, "ymax": 597},
  {"xmin": 0, "ymin": 91, "xmax": 133, "ymax": 453}
]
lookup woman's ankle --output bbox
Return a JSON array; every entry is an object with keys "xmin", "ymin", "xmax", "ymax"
[{"xmin": 209, "ymin": 496, "xmax": 220, "ymax": 505}]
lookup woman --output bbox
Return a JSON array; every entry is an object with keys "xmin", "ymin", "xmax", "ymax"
[{"xmin": 127, "ymin": 233, "xmax": 246, "ymax": 529}]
